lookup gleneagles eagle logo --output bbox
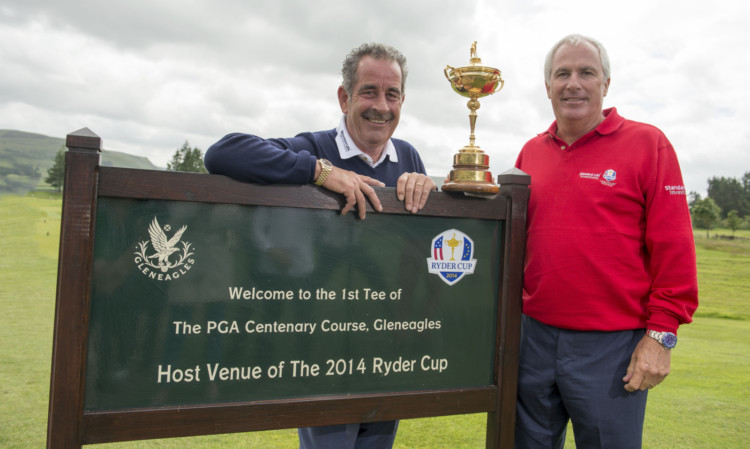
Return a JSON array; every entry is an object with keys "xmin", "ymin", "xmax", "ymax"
[
  {"xmin": 426, "ymin": 229, "xmax": 477, "ymax": 286},
  {"xmin": 133, "ymin": 217, "xmax": 195, "ymax": 281}
]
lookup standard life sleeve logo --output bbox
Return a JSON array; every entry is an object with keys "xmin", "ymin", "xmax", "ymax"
[{"xmin": 426, "ymin": 229, "xmax": 477, "ymax": 286}]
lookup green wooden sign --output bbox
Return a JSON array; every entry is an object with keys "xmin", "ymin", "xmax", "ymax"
[
  {"xmin": 85, "ymin": 198, "xmax": 502, "ymax": 410},
  {"xmin": 47, "ymin": 128, "xmax": 529, "ymax": 449}
]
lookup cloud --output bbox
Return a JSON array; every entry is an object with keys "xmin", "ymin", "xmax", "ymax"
[{"xmin": 0, "ymin": 0, "xmax": 748, "ymax": 196}]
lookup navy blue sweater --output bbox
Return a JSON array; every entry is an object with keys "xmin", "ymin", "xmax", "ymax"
[{"xmin": 204, "ymin": 129, "xmax": 427, "ymax": 187}]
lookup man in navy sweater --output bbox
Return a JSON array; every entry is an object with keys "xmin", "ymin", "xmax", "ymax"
[
  {"xmin": 205, "ymin": 43, "xmax": 435, "ymax": 448},
  {"xmin": 205, "ymin": 42, "xmax": 436, "ymax": 220}
]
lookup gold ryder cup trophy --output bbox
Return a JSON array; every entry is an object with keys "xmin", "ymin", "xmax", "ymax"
[{"xmin": 442, "ymin": 42, "xmax": 504, "ymax": 194}]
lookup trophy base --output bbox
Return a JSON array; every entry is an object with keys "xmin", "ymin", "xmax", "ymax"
[
  {"xmin": 442, "ymin": 145, "xmax": 499, "ymax": 196},
  {"xmin": 453, "ymin": 147, "xmax": 490, "ymax": 168},
  {"xmin": 442, "ymin": 168, "xmax": 499, "ymax": 195},
  {"xmin": 442, "ymin": 181, "xmax": 499, "ymax": 195}
]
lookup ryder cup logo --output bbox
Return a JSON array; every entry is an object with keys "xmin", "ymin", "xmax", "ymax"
[
  {"xmin": 603, "ymin": 169, "xmax": 617, "ymax": 182},
  {"xmin": 133, "ymin": 217, "xmax": 196, "ymax": 281},
  {"xmin": 426, "ymin": 229, "xmax": 477, "ymax": 286}
]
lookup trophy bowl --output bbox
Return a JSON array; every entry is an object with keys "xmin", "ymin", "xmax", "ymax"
[
  {"xmin": 442, "ymin": 42, "xmax": 503, "ymax": 195},
  {"xmin": 445, "ymin": 65, "xmax": 503, "ymax": 98}
]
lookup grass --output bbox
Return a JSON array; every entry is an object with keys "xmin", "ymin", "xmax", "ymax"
[
  {"xmin": 0, "ymin": 195, "xmax": 60, "ymax": 449},
  {"xmin": 1, "ymin": 195, "xmax": 748, "ymax": 448},
  {"xmin": 692, "ymin": 230, "xmax": 750, "ymax": 321}
]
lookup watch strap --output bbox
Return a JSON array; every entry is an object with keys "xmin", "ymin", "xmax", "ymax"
[
  {"xmin": 647, "ymin": 330, "xmax": 677, "ymax": 349},
  {"xmin": 314, "ymin": 159, "xmax": 332, "ymax": 186}
]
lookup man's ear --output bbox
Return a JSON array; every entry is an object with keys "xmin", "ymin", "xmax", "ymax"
[
  {"xmin": 603, "ymin": 78, "xmax": 611, "ymax": 97},
  {"xmin": 337, "ymin": 86, "xmax": 349, "ymax": 114}
]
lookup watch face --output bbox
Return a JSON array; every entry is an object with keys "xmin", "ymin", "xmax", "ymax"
[{"xmin": 662, "ymin": 332, "xmax": 678, "ymax": 348}]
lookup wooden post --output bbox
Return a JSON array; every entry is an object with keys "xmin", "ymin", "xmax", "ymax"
[
  {"xmin": 47, "ymin": 128, "xmax": 102, "ymax": 449},
  {"xmin": 486, "ymin": 168, "xmax": 530, "ymax": 449}
]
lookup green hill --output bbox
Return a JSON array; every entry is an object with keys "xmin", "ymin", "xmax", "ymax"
[{"xmin": 0, "ymin": 129, "xmax": 161, "ymax": 194}]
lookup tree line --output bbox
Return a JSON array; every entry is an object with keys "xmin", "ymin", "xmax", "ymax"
[
  {"xmin": 690, "ymin": 171, "xmax": 750, "ymax": 237},
  {"xmin": 44, "ymin": 141, "xmax": 207, "ymax": 192}
]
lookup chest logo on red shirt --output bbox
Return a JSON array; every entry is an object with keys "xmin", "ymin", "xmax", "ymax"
[
  {"xmin": 578, "ymin": 169, "xmax": 617, "ymax": 187},
  {"xmin": 426, "ymin": 229, "xmax": 477, "ymax": 286}
]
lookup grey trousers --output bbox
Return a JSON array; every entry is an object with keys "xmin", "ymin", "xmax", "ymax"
[{"xmin": 298, "ymin": 421, "xmax": 399, "ymax": 449}]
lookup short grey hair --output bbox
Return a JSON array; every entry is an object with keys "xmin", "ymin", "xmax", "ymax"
[
  {"xmin": 341, "ymin": 43, "xmax": 408, "ymax": 95},
  {"xmin": 544, "ymin": 34, "xmax": 611, "ymax": 85}
]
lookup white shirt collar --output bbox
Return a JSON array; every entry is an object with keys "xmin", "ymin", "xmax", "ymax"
[{"xmin": 335, "ymin": 115, "xmax": 398, "ymax": 168}]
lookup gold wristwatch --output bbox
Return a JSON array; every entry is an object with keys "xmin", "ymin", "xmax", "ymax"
[{"xmin": 314, "ymin": 158, "xmax": 333, "ymax": 186}]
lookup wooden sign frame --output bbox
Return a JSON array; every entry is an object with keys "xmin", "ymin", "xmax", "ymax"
[{"xmin": 46, "ymin": 128, "xmax": 529, "ymax": 448}]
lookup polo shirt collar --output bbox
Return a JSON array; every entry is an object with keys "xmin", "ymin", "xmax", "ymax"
[
  {"xmin": 545, "ymin": 107, "xmax": 623, "ymax": 137},
  {"xmin": 335, "ymin": 115, "xmax": 398, "ymax": 168}
]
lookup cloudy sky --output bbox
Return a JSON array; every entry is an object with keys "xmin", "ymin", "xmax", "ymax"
[{"xmin": 2, "ymin": 0, "xmax": 748, "ymax": 196}]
